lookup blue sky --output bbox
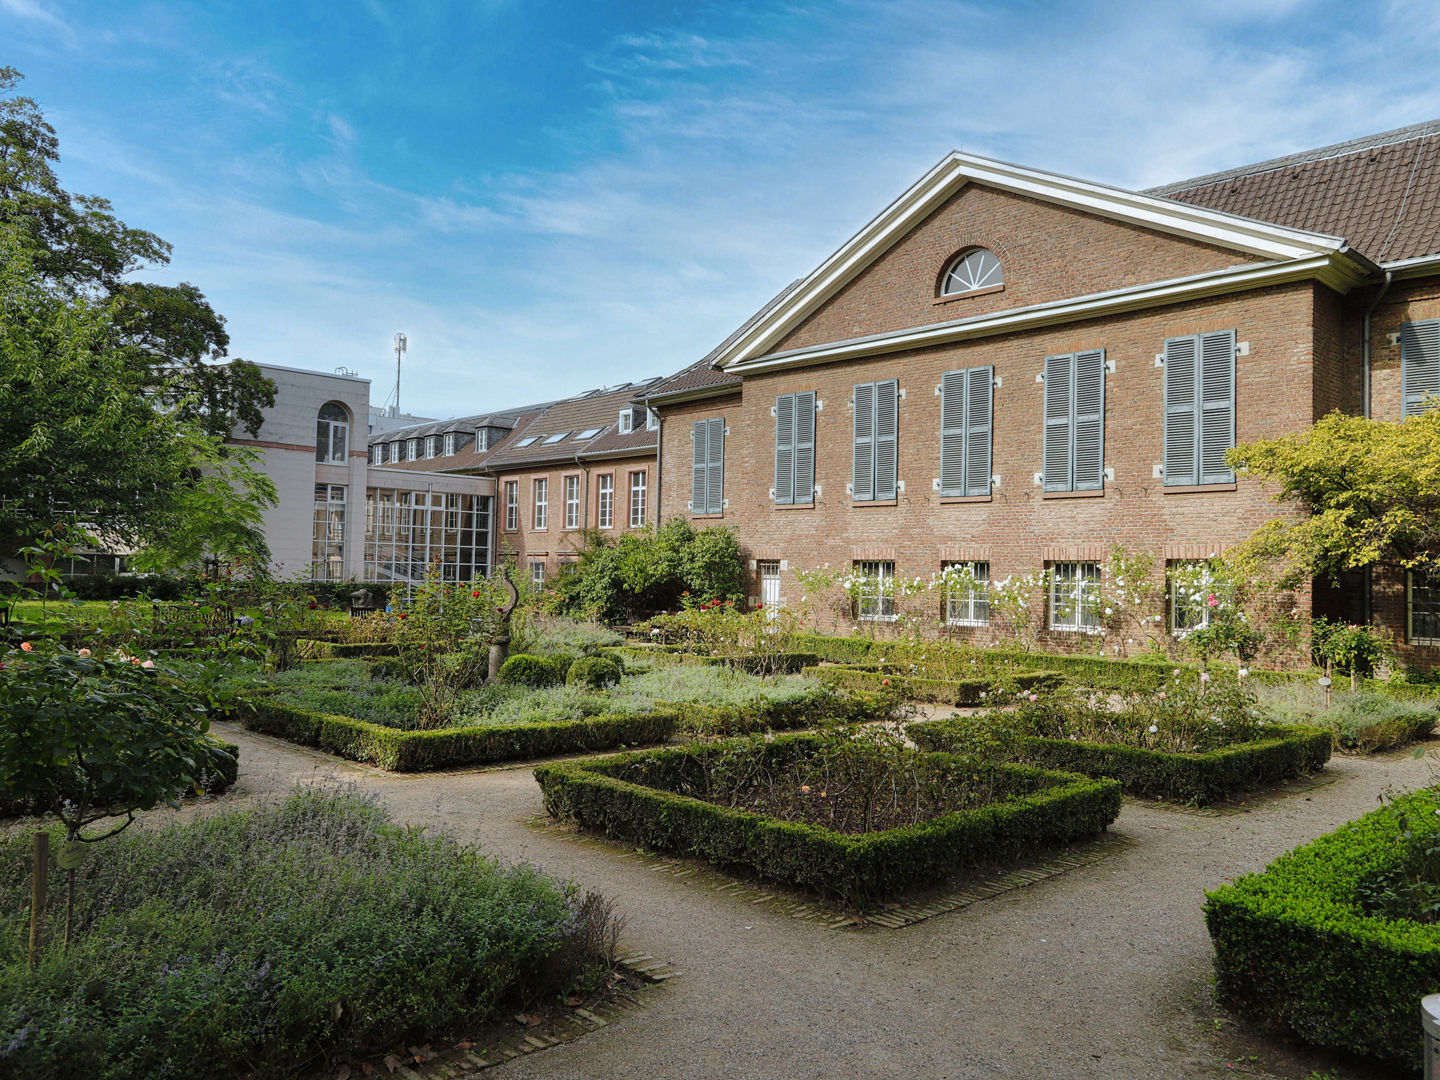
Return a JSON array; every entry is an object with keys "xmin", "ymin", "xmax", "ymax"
[{"xmin": 4, "ymin": 0, "xmax": 1439, "ymax": 420}]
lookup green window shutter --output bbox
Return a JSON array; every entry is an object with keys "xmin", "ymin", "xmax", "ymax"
[
  {"xmin": 1073, "ymin": 349, "xmax": 1105, "ymax": 490},
  {"xmin": 1163, "ymin": 335, "xmax": 1198, "ymax": 486},
  {"xmin": 794, "ymin": 391, "xmax": 815, "ymax": 502},
  {"xmin": 964, "ymin": 366, "xmax": 993, "ymax": 497},
  {"xmin": 1199, "ymin": 329, "xmax": 1236, "ymax": 483},
  {"xmin": 853, "ymin": 382, "xmax": 875, "ymax": 500},
  {"xmin": 774, "ymin": 394, "xmax": 795, "ymax": 505},
  {"xmin": 939, "ymin": 370, "xmax": 967, "ymax": 496},
  {"xmin": 874, "ymin": 379, "xmax": 898, "ymax": 500},
  {"xmin": 1403, "ymin": 320, "xmax": 1440, "ymax": 417},
  {"xmin": 1042, "ymin": 354, "xmax": 1073, "ymax": 491},
  {"xmin": 705, "ymin": 417, "xmax": 724, "ymax": 514},
  {"xmin": 691, "ymin": 419, "xmax": 708, "ymax": 512}
]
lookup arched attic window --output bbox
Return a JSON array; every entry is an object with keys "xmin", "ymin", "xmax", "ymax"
[
  {"xmin": 939, "ymin": 248, "xmax": 1003, "ymax": 297},
  {"xmin": 316, "ymin": 401, "xmax": 350, "ymax": 463}
]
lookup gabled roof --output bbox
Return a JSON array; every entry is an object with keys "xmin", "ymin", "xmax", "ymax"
[
  {"xmin": 706, "ymin": 150, "xmax": 1361, "ymax": 373},
  {"xmin": 1152, "ymin": 120, "xmax": 1440, "ymax": 265}
]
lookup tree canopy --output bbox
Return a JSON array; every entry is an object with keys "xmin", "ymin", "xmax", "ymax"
[
  {"xmin": 1228, "ymin": 408, "xmax": 1440, "ymax": 585},
  {"xmin": 0, "ymin": 67, "xmax": 274, "ymax": 439}
]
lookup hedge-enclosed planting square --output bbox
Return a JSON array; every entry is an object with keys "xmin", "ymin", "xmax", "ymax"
[{"xmin": 535, "ymin": 733, "xmax": 1121, "ymax": 906}]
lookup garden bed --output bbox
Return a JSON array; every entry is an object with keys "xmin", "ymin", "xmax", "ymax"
[
  {"xmin": 803, "ymin": 663, "xmax": 1061, "ymax": 706},
  {"xmin": 240, "ymin": 698, "xmax": 677, "ymax": 771},
  {"xmin": 0, "ymin": 787, "xmax": 614, "ymax": 1080},
  {"xmin": 534, "ymin": 733, "xmax": 1121, "ymax": 906},
  {"xmin": 909, "ymin": 716, "xmax": 1331, "ymax": 804},
  {"xmin": 1204, "ymin": 786, "xmax": 1440, "ymax": 1069}
]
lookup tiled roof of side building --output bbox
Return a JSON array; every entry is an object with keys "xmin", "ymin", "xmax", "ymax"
[
  {"xmin": 369, "ymin": 406, "xmax": 551, "ymax": 473},
  {"xmin": 481, "ymin": 379, "xmax": 664, "ymax": 470},
  {"xmin": 1150, "ymin": 120, "xmax": 1440, "ymax": 263}
]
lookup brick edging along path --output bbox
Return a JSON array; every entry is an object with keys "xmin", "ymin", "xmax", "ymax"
[{"xmin": 213, "ymin": 722, "xmax": 1433, "ymax": 1080}]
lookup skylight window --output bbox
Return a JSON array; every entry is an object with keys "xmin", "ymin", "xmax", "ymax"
[
  {"xmin": 575, "ymin": 428, "xmax": 602, "ymax": 440},
  {"xmin": 543, "ymin": 432, "xmax": 571, "ymax": 444},
  {"xmin": 515, "ymin": 436, "xmax": 539, "ymax": 448}
]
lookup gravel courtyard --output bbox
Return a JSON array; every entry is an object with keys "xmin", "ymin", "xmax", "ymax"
[{"xmin": 213, "ymin": 721, "xmax": 1433, "ymax": 1080}]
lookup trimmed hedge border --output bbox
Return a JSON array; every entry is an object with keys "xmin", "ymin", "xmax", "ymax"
[
  {"xmin": 238, "ymin": 698, "xmax": 676, "ymax": 771},
  {"xmin": 803, "ymin": 664, "xmax": 1061, "ymax": 706},
  {"xmin": 295, "ymin": 639, "xmax": 401, "ymax": 659},
  {"xmin": 534, "ymin": 734, "xmax": 1121, "ymax": 906},
  {"xmin": 661, "ymin": 688, "xmax": 897, "ymax": 736},
  {"xmin": 908, "ymin": 718, "xmax": 1332, "ymax": 804},
  {"xmin": 1205, "ymin": 786, "xmax": 1440, "ymax": 1068}
]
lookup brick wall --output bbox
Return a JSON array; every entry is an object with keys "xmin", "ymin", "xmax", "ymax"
[{"xmin": 775, "ymin": 184, "xmax": 1264, "ymax": 354}]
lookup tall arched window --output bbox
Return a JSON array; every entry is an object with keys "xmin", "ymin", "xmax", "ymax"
[
  {"xmin": 316, "ymin": 402, "xmax": 349, "ymax": 463},
  {"xmin": 940, "ymin": 248, "xmax": 1003, "ymax": 296}
]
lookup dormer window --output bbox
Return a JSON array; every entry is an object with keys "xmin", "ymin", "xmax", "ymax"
[
  {"xmin": 443, "ymin": 432, "xmax": 456, "ymax": 455},
  {"xmin": 646, "ymin": 408, "xmax": 659, "ymax": 432},
  {"xmin": 940, "ymin": 248, "xmax": 1002, "ymax": 297},
  {"xmin": 617, "ymin": 408, "xmax": 633, "ymax": 435}
]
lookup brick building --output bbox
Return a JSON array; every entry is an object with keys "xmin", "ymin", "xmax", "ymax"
[
  {"xmin": 371, "ymin": 381, "xmax": 663, "ymax": 584},
  {"xmin": 646, "ymin": 122, "xmax": 1440, "ymax": 667}
]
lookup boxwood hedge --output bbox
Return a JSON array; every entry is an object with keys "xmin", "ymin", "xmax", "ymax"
[
  {"xmin": 295, "ymin": 639, "xmax": 401, "ymax": 659},
  {"xmin": 802, "ymin": 664, "xmax": 1061, "ymax": 706},
  {"xmin": 908, "ymin": 717, "xmax": 1331, "ymax": 804},
  {"xmin": 663, "ymin": 687, "xmax": 897, "ymax": 736},
  {"xmin": 239, "ymin": 699, "xmax": 676, "ymax": 771},
  {"xmin": 1205, "ymin": 786, "xmax": 1440, "ymax": 1069},
  {"xmin": 534, "ymin": 735, "xmax": 1121, "ymax": 906}
]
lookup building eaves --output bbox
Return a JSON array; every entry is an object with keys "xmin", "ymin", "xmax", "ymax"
[{"xmin": 479, "ymin": 380, "xmax": 663, "ymax": 471}]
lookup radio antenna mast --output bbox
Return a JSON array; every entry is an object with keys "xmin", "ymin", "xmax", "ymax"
[{"xmin": 391, "ymin": 332, "xmax": 408, "ymax": 417}]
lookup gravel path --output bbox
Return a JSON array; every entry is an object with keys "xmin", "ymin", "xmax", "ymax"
[{"xmin": 212, "ymin": 722, "xmax": 1436, "ymax": 1080}]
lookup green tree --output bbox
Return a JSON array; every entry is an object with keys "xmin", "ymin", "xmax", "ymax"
[
  {"xmin": 1228, "ymin": 409, "xmax": 1440, "ymax": 586},
  {"xmin": 0, "ymin": 67, "xmax": 273, "ymax": 439}
]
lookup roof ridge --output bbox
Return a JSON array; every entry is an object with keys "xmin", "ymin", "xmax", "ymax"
[{"xmin": 1147, "ymin": 119, "xmax": 1440, "ymax": 195}]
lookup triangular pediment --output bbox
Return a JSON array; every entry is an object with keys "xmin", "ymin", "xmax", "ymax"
[{"xmin": 712, "ymin": 152, "xmax": 1363, "ymax": 372}]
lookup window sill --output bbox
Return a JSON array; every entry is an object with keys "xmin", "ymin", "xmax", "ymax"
[
  {"xmin": 774, "ymin": 502, "xmax": 815, "ymax": 511},
  {"xmin": 1410, "ymin": 638, "xmax": 1440, "ymax": 647},
  {"xmin": 690, "ymin": 512, "xmax": 725, "ymax": 520},
  {"xmin": 859, "ymin": 615, "xmax": 899, "ymax": 623},
  {"xmin": 852, "ymin": 499, "xmax": 899, "ymax": 508},
  {"xmin": 939, "ymin": 495, "xmax": 993, "ymax": 505},
  {"xmin": 946, "ymin": 619, "xmax": 989, "ymax": 628},
  {"xmin": 1049, "ymin": 625, "xmax": 1104, "ymax": 634},
  {"xmin": 1163, "ymin": 482, "xmax": 1237, "ymax": 494},
  {"xmin": 1041, "ymin": 489, "xmax": 1105, "ymax": 500},
  {"xmin": 932, "ymin": 283, "xmax": 1004, "ymax": 306}
]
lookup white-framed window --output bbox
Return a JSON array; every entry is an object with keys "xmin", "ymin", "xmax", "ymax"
[
  {"xmin": 530, "ymin": 560, "xmax": 546, "ymax": 586},
  {"xmin": 532, "ymin": 478, "xmax": 548, "ymax": 530},
  {"xmin": 758, "ymin": 559, "xmax": 783, "ymax": 611},
  {"xmin": 424, "ymin": 436, "xmax": 438, "ymax": 459},
  {"xmin": 617, "ymin": 408, "xmax": 633, "ymax": 434},
  {"xmin": 597, "ymin": 474, "xmax": 614, "ymax": 529},
  {"xmin": 1168, "ymin": 561, "xmax": 1229, "ymax": 634},
  {"xmin": 504, "ymin": 481, "xmax": 518, "ymax": 531},
  {"xmin": 1408, "ymin": 570, "xmax": 1440, "ymax": 645},
  {"xmin": 388, "ymin": 442, "xmax": 400, "ymax": 464},
  {"xmin": 646, "ymin": 408, "xmax": 659, "ymax": 432},
  {"xmin": 407, "ymin": 438, "xmax": 421, "ymax": 461},
  {"xmin": 316, "ymin": 402, "xmax": 349, "ymax": 464},
  {"xmin": 629, "ymin": 470, "xmax": 647, "ymax": 528},
  {"xmin": 371, "ymin": 444, "xmax": 384, "ymax": 466},
  {"xmin": 940, "ymin": 248, "xmax": 1002, "ymax": 296},
  {"xmin": 943, "ymin": 561, "xmax": 990, "ymax": 626},
  {"xmin": 564, "ymin": 474, "xmax": 580, "ymax": 529},
  {"xmin": 854, "ymin": 560, "xmax": 895, "ymax": 621},
  {"xmin": 311, "ymin": 483, "xmax": 347, "ymax": 580},
  {"xmin": 475, "ymin": 429, "xmax": 489, "ymax": 453},
  {"xmin": 443, "ymin": 432, "xmax": 456, "ymax": 456},
  {"xmin": 1050, "ymin": 562, "xmax": 1101, "ymax": 632}
]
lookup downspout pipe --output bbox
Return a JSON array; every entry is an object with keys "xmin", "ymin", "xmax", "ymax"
[{"xmin": 1363, "ymin": 270, "xmax": 1394, "ymax": 419}]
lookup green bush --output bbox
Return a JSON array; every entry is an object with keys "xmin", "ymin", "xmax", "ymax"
[
  {"xmin": 1251, "ymin": 682, "xmax": 1437, "ymax": 752},
  {"xmin": 535, "ymin": 734, "xmax": 1121, "ymax": 907},
  {"xmin": 295, "ymin": 638, "xmax": 401, "ymax": 659},
  {"xmin": 0, "ymin": 787, "xmax": 611, "ymax": 1079},
  {"xmin": 497, "ymin": 653, "xmax": 563, "ymax": 689},
  {"xmin": 240, "ymin": 698, "xmax": 676, "ymax": 771},
  {"xmin": 910, "ymin": 716, "xmax": 1331, "ymax": 804},
  {"xmin": 566, "ymin": 655, "xmax": 623, "ymax": 689},
  {"xmin": 1205, "ymin": 786, "xmax": 1440, "ymax": 1069},
  {"xmin": 803, "ymin": 664, "xmax": 1061, "ymax": 706}
]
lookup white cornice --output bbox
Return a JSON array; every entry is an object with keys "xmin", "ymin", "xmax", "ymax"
[
  {"xmin": 714, "ymin": 151, "xmax": 1352, "ymax": 371},
  {"xmin": 724, "ymin": 253, "xmax": 1373, "ymax": 377},
  {"xmin": 1383, "ymin": 253, "xmax": 1440, "ymax": 279}
]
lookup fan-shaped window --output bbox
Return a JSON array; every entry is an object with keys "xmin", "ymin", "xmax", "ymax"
[
  {"xmin": 940, "ymin": 248, "xmax": 1003, "ymax": 297},
  {"xmin": 316, "ymin": 402, "xmax": 349, "ymax": 463}
]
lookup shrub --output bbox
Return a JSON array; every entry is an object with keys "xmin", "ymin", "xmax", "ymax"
[
  {"xmin": 535, "ymin": 732, "xmax": 1121, "ymax": 907},
  {"xmin": 567, "ymin": 655, "xmax": 623, "ymax": 689},
  {"xmin": 0, "ymin": 787, "xmax": 616, "ymax": 1079},
  {"xmin": 498, "ymin": 653, "xmax": 563, "ymax": 689},
  {"xmin": 1251, "ymin": 682, "xmax": 1437, "ymax": 753},
  {"xmin": 803, "ymin": 663, "xmax": 1060, "ymax": 706},
  {"xmin": 1205, "ymin": 786, "xmax": 1440, "ymax": 1069}
]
